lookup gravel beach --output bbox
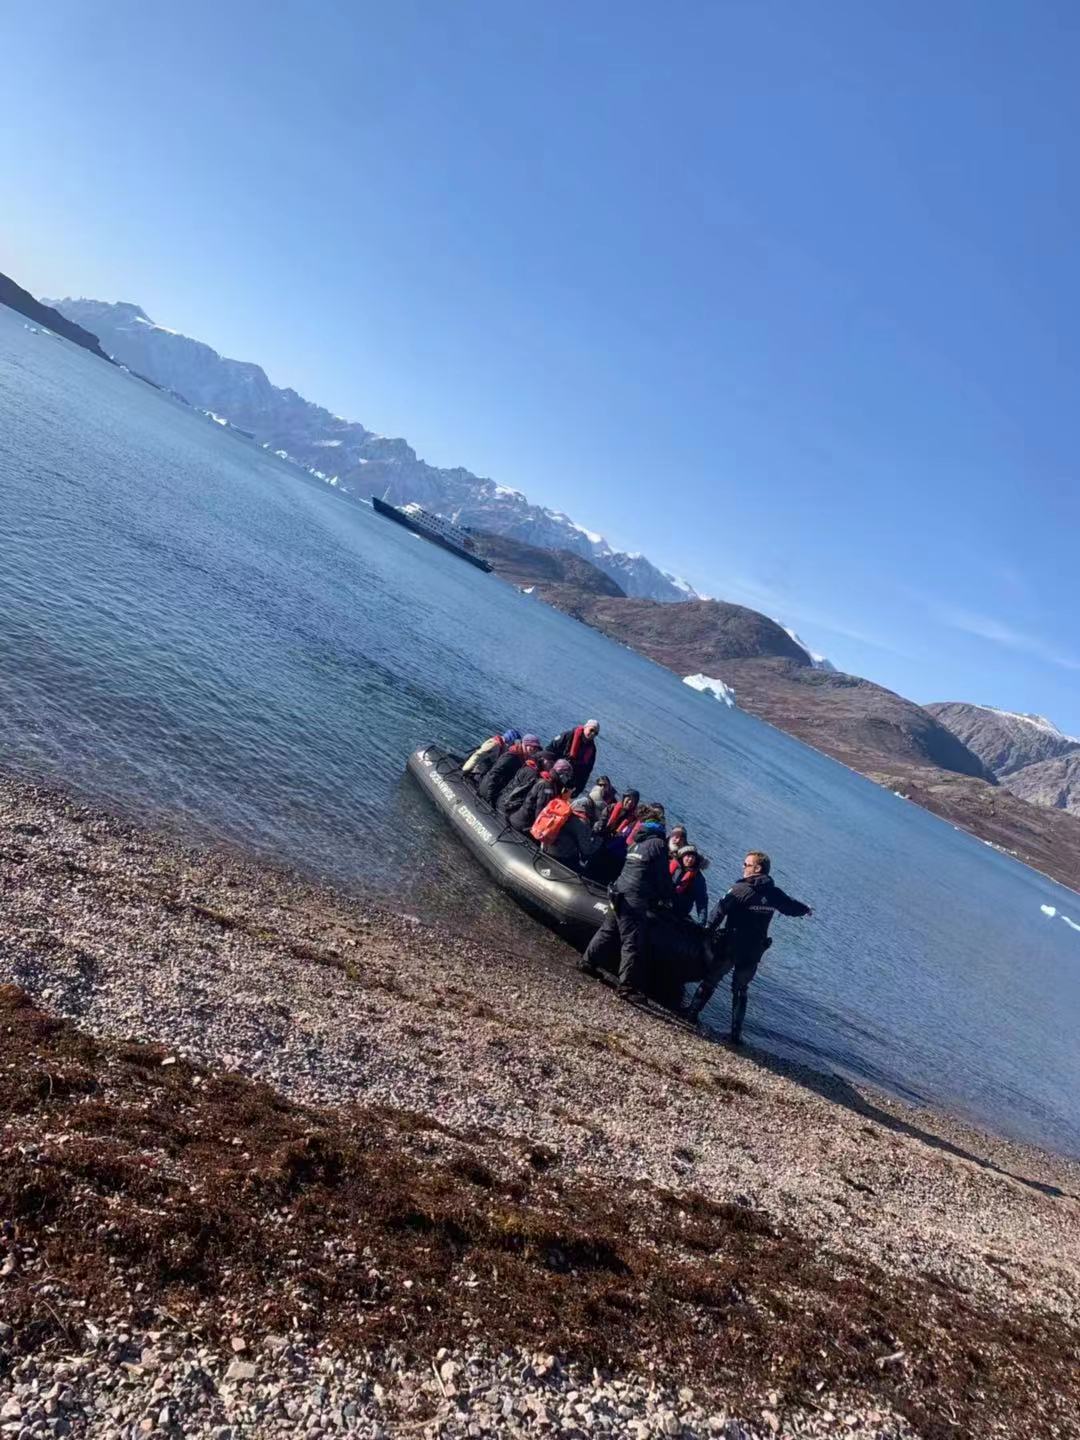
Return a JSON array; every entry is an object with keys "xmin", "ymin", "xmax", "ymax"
[{"xmin": 2, "ymin": 773, "xmax": 1078, "ymax": 1439}]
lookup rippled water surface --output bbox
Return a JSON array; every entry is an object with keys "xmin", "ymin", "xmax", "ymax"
[{"xmin": 2, "ymin": 304, "xmax": 1079, "ymax": 1157}]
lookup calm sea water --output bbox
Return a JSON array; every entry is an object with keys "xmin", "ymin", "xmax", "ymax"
[{"xmin": 2, "ymin": 303, "xmax": 1079, "ymax": 1158}]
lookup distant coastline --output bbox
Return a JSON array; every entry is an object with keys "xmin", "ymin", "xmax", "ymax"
[{"xmin": 0, "ymin": 272, "xmax": 113, "ymax": 362}]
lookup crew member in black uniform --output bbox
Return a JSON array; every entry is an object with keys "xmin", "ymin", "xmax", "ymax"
[
  {"xmin": 578, "ymin": 818, "xmax": 674, "ymax": 998},
  {"xmin": 686, "ymin": 850, "xmax": 812, "ymax": 1042}
]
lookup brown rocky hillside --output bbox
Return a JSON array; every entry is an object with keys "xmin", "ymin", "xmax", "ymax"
[
  {"xmin": 470, "ymin": 531, "xmax": 626, "ymax": 598},
  {"xmin": 572, "ymin": 596, "xmax": 809, "ymax": 670}
]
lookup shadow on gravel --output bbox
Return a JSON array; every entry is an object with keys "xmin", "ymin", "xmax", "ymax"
[{"xmin": 732, "ymin": 1041, "xmax": 1076, "ymax": 1202}]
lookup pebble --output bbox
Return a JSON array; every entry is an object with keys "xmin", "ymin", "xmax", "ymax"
[
  {"xmin": 0, "ymin": 1327, "xmax": 922, "ymax": 1440},
  {"xmin": 0, "ymin": 778, "xmax": 1071, "ymax": 1440}
]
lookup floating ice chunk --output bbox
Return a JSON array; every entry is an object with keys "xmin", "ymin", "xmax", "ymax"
[
  {"xmin": 1040, "ymin": 904, "xmax": 1057, "ymax": 917},
  {"xmin": 683, "ymin": 674, "xmax": 736, "ymax": 707}
]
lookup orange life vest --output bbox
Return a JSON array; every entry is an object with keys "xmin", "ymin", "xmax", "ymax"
[{"xmin": 531, "ymin": 796, "xmax": 575, "ymax": 844}]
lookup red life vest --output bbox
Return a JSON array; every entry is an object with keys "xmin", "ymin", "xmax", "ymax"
[
  {"xmin": 567, "ymin": 726, "xmax": 596, "ymax": 768},
  {"xmin": 606, "ymin": 799, "xmax": 637, "ymax": 835},
  {"xmin": 672, "ymin": 862, "xmax": 698, "ymax": 896}
]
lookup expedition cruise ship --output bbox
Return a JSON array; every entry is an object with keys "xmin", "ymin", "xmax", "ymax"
[{"xmin": 371, "ymin": 496, "xmax": 493, "ymax": 573}]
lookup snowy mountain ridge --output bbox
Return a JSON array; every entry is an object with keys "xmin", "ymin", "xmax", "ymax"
[
  {"xmin": 49, "ymin": 297, "xmax": 697, "ymax": 603},
  {"xmin": 926, "ymin": 701, "xmax": 1080, "ymax": 781},
  {"xmin": 979, "ymin": 707, "xmax": 1076, "ymax": 741},
  {"xmin": 779, "ymin": 625, "xmax": 835, "ymax": 672}
]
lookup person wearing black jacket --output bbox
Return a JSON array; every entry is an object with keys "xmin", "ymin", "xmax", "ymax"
[
  {"xmin": 542, "ymin": 794, "xmax": 601, "ymax": 872},
  {"xmin": 508, "ymin": 758, "xmax": 573, "ymax": 833},
  {"xmin": 477, "ymin": 735, "xmax": 540, "ymax": 804},
  {"xmin": 686, "ymin": 851, "xmax": 811, "ymax": 1041},
  {"xmin": 670, "ymin": 846, "xmax": 709, "ymax": 922},
  {"xmin": 578, "ymin": 818, "xmax": 674, "ymax": 997},
  {"xmin": 549, "ymin": 720, "xmax": 600, "ymax": 792},
  {"xmin": 497, "ymin": 750, "xmax": 551, "ymax": 815}
]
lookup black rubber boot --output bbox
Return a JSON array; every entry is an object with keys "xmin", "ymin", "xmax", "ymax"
[{"xmin": 730, "ymin": 987, "xmax": 748, "ymax": 1044}]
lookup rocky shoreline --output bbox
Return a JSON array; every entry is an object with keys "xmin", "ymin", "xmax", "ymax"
[{"xmin": 2, "ymin": 773, "xmax": 1079, "ymax": 1438}]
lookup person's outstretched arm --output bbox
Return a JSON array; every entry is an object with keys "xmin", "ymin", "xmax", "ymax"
[{"xmin": 771, "ymin": 884, "xmax": 812, "ymax": 917}]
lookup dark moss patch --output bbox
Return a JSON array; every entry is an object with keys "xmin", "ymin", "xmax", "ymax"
[{"xmin": 0, "ymin": 987, "xmax": 1077, "ymax": 1438}]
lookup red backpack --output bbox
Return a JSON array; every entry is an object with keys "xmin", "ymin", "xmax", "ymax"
[{"xmin": 530, "ymin": 796, "xmax": 574, "ymax": 844}]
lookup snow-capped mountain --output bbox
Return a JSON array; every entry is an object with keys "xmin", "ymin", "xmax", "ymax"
[
  {"xmin": 779, "ymin": 625, "xmax": 835, "ymax": 671},
  {"xmin": 926, "ymin": 702, "xmax": 1080, "ymax": 778},
  {"xmin": 980, "ymin": 708, "xmax": 1074, "ymax": 739},
  {"xmin": 50, "ymin": 298, "xmax": 696, "ymax": 603}
]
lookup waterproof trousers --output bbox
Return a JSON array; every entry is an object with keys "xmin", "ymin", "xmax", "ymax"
[
  {"xmin": 582, "ymin": 895, "xmax": 649, "ymax": 989},
  {"xmin": 689, "ymin": 939, "xmax": 769, "ymax": 1040}
]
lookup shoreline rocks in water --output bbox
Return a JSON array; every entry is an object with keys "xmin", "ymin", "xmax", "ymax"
[{"xmin": 2, "ymin": 772, "xmax": 1079, "ymax": 1438}]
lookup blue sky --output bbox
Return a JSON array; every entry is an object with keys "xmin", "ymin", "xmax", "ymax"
[{"xmin": 4, "ymin": 0, "xmax": 1080, "ymax": 728}]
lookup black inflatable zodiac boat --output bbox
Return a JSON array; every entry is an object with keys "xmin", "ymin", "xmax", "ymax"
[{"xmin": 406, "ymin": 744, "xmax": 711, "ymax": 984}]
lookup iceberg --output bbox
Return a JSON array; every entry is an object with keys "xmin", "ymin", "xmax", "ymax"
[{"xmin": 683, "ymin": 674, "xmax": 736, "ymax": 707}]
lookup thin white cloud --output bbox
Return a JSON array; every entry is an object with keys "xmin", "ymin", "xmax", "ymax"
[
  {"xmin": 714, "ymin": 572, "xmax": 920, "ymax": 661},
  {"xmin": 939, "ymin": 607, "xmax": 1080, "ymax": 672}
]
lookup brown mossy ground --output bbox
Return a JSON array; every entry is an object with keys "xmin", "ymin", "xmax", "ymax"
[{"xmin": 2, "ymin": 985, "xmax": 1077, "ymax": 1438}]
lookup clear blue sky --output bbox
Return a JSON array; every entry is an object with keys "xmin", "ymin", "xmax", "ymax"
[{"xmin": 4, "ymin": 0, "xmax": 1080, "ymax": 728}]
